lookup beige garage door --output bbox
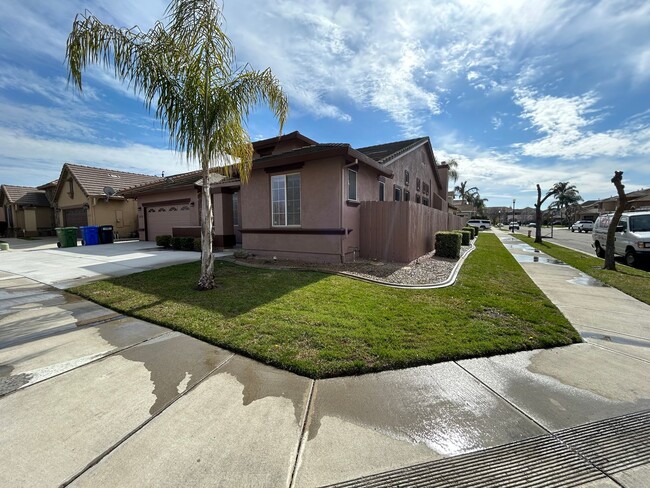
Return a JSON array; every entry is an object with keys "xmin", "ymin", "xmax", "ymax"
[{"xmin": 145, "ymin": 203, "xmax": 191, "ymax": 240}]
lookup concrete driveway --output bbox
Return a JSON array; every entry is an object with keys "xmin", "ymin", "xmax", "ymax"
[
  {"xmin": 0, "ymin": 238, "xmax": 228, "ymax": 289},
  {"xmin": 1, "ymin": 234, "xmax": 649, "ymax": 487}
]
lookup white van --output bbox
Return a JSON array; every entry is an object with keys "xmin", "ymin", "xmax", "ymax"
[
  {"xmin": 592, "ymin": 210, "xmax": 650, "ymax": 266},
  {"xmin": 467, "ymin": 219, "xmax": 491, "ymax": 230}
]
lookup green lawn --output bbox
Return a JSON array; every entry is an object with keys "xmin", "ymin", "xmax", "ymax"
[
  {"xmin": 70, "ymin": 233, "xmax": 580, "ymax": 378},
  {"xmin": 515, "ymin": 235, "xmax": 650, "ymax": 306}
]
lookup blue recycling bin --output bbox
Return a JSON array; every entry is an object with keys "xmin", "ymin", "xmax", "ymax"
[{"xmin": 79, "ymin": 226, "xmax": 100, "ymax": 246}]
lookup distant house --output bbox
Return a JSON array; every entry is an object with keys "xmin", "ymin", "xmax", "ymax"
[
  {"xmin": 52, "ymin": 163, "xmax": 162, "ymax": 237},
  {"xmin": 597, "ymin": 188, "xmax": 650, "ymax": 213},
  {"xmin": 0, "ymin": 185, "xmax": 55, "ymax": 237},
  {"xmin": 123, "ymin": 131, "xmax": 463, "ymax": 263},
  {"xmin": 575, "ymin": 200, "xmax": 599, "ymax": 221}
]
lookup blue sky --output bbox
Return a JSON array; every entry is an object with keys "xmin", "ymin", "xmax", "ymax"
[{"xmin": 1, "ymin": 0, "xmax": 649, "ymax": 208}]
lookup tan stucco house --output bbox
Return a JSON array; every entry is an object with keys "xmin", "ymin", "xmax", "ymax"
[
  {"xmin": 122, "ymin": 131, "xmax": 463, "ymax": 263},
  {"xmin": 0, "ymin": 185, "xmax": 55, "ymax": 237},
  {"xmin": 52, "ymin": 163, "xmax": 162, "ymax": 237}
]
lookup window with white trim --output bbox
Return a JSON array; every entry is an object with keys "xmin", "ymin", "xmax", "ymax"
[
  {"xmin": 348, "ymin": 169, "xmax": 357, "ymax": 201},
  {"xmin": 272, "ymin": 174, "xmax": 301, "ymax": 226},
  {"xmin": 379, "ymin": 181, "xmax": 385, "ymax": 201},
  {"xmin": 394, "ymin": 185, "xmax": 402, "ymax": 201},
  {"xmin": 232, "ymin": 192, "xmax": 239, "ymax": 226}
]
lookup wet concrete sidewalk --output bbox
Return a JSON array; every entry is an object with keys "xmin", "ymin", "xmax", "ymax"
[{"xmin": 1, "ymin": 233, "xmax": 650, "ymax": 487}]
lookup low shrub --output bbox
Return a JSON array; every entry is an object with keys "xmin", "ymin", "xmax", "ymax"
[
  {"xmin": 460, "ymin": 230, "xmax": 471, "ymax": 246},
  {"xmin": 170, "ymin": 237, "xmax": 183, "ymax": 250},
  {"xmin": 435, "ymin": 231, "xmax": 462, "ymax": 259},
  {"xmin": 463, "ymin": 226, "xmax": 476, "ymax": 238},
  {"xmin": 155, "ymin": 235, "xmax": 171, "ymax": 248},
  {"xmin": 181, "ymin": 237, "xmax": 195, "ymax": 251},
  {"xmin": 193, "ymin": 238, "xmax": 201, "ymax": 252}
]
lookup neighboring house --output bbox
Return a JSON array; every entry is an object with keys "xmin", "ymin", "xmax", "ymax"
[
  {"xmin": 0, "ymin": 185, "xmax": 55, "ymax": 237},
  {"xmin": 52, "ymin": 163, "xmax": 162, "ymax": 237},
  {"xmin": 120, "ymin": 168, "xmax": 240, "ymax": 247},
  {"xmin": 574, "ymin": 200, "xmax": 599, "ymax": 221},
  {"xmin": 597, "ymin": 188, "xmax": 650, "ymax": 213}
]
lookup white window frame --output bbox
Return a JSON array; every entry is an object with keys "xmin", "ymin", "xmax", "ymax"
[
  {"xmin": 348, "ymin": 169, "xmax": 358, "ymax": 201},
  {"xmin": 271, "ymin": 173, "xmax": 301, "ymax": 227},
  {"xmin": 379, "ymin": 181, "xmax": 385, "ymax": 201}
]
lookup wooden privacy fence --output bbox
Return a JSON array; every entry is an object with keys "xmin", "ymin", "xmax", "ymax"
[{"xmin": 359, "ymin": 201, "xmax": 465, "ymax": 263}]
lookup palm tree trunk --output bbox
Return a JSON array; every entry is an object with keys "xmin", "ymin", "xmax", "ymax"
[{"xmin": 198, "ymin": 157, "xmax": 215, "ymax": 290}]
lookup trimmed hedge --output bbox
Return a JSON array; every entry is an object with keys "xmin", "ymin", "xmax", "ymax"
[
  {"xmin": 155, "ymin": 235, "xmax": 171, "ymax": 248},
  {"xmin": 463, "ymin": 226, "xmax": 477, "ymax": 238},
  {"xmin": 460, "ymin": 230, "xmax": 471, "ymax": 246},
  {"xmin": 181, "ymin": 237, "xmax": 194, "ymax": 251},
  {"xmin": 170, "ymin": 237, "xmax": 183, "ymax": 250},
  {"xmin": 435, "ymin": 231, "xmax": 462, "ymax": 259},
  {"xmin": 193, "ymin": 238, "xmax": 201, "ymax": 252}
]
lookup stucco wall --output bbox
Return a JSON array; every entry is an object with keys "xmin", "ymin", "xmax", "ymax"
[{"xmin": 241, "ymin": 156, "xmax": 346, "ymax": 262}]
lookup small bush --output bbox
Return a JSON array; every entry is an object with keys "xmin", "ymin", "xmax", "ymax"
[
  {"xmin": 463, "ymin": 226, "xmax": 476, "ymax": 238},
  {"xmin": 193, "ymin": 238, "xmax": 201, "ymax": 252},
  {"xmin": 170, "ymin": 237, "xmax": 183, "ymax": 250},
  {"xmin": 460, "ymin": 230, "xmax": 471, "ymax": 246},
  {"xmin": 155, "ymin": 235, "xmax": 171, "ymax": 248},
  {"xmin": 181, "ymin": 237, "xmax": 195, "ymax": 251},
  {"xmin": 435, "ymin": 231, "xmax": 462, "ymax": 259}
]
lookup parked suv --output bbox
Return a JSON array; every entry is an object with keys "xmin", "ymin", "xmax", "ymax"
[
  {"xmin": 570, "ymin": 220, "xmax": 594, "ymax": 233},
  {"xmin": 592, "ymin": 211, "xmax": 650, "ymax": 266},
  {"xmin": 467, "ymin": 219, "xmax": 491, "ymax": 230}
]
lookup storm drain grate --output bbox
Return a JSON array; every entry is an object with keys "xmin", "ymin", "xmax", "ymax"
[
  {"xmin": 325, "ymin": 435, "xmax": 602, "ymax": 488},
  {"xmin": 325, "ymin": 410, "xmax": 650, "ymax": 488},
  {"xmin": 556, "ymin": 409, "xmax": 650, "ymax": 474}
]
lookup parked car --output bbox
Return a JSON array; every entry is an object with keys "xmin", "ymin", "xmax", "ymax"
[
  {"xmin": 570, "ymin": 220, "xmax": 594, "ymax": 233},
  {"xmin": 467, "ymin": 219, "xmax": 492, "ymax": 230},
  {"xmin": 592, "ymin": 210, "xmax": 650, "ymax": 266},
  {"xmin": 527, "ymin": 222, "xmax": 537, "ymax": 228},
  {"xmin": 508, "ymin": 221, "xmax": 520, "ymax": 230}
]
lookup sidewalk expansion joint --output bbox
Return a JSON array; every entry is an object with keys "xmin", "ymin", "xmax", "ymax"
[
  {"xmin": 289, "ymin": 378, "xmax": 316, "ymax": 488},
  {"xmin": 61, "ymin": 353, "xmax": 235, "ymax": 487}
]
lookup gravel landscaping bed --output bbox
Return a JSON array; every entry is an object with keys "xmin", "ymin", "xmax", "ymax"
[{"xmin": 230, "ymin": 243, "xmax": 474, "ymax": 286}]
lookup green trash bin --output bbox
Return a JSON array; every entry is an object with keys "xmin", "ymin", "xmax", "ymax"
[{"xmin": 55, "ymin": 227, "xmax": 78, "ymax": 248}]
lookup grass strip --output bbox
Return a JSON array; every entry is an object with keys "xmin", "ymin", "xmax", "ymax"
[
  {"xmin": 71, "ymin": 233, "xmax": 580, "ymax": 378},
  {"xmin": 515, "ymin": 235, "xmax": 650, "ymax": 306}
]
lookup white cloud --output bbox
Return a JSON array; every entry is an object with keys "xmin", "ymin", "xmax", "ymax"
[
  {"xmin": 0, "ymin": 128, "xmax": 185, "ymax": 186},
  {"xmin": 513, "ymin": 88, "xmax": 650, "ymax": 159}
]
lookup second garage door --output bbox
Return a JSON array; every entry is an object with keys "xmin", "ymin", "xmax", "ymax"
[
  {"xmin": 63, "ymin": 208, "xmax": 88, "ymax": 236},
  {"xmin": 146, "ymin": 203, "xmax": 192, "ymax": 241}
]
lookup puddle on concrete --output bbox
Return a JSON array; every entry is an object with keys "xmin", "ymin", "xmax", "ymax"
[
  {"xmin": 581, "ymin": 332, "xmax": 650, "ymax": 348},
  {"xmin": 117, "ymin": 333, "xmax": 230, "ymax": 415},
  {"xmin": 513, "ymin": 255, "xmax": 567, "ymax": 265},
  {"xmin": 568, "ymin": 274, "xmax": 607, "ymax": 287},
  {"xmin": 0, "ymin": 364, "xmax": 32, "ymax": 396},
  {"xmin": 218, "ymin": 355, "xmax": 309, "ymax": 425},
  {"xmin": 308, "ymin": 363, "xmax": 543, "ymax": 455}
]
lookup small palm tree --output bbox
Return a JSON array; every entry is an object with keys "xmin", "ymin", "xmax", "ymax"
[{"xmin": 66, "ymin": 0, "xmax": 288, "ymax": 290}]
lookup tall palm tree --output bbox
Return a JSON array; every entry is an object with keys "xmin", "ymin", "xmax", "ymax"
[
  {"xmin": 454, "ymin": 180, "xmax": 478, "ymax": 203},
  {"xmin": 66, "ymin": 0, "xmax": 288, "ymax": 290},
  {"xmin": 552, "ymin": 181, "xmax": 582, "ymax": 224}
]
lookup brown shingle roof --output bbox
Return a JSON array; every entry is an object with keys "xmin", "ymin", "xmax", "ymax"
[
  {"xmin": 1, "ymin": 185, "xmax": 51, "ymax": 207},
  {"xmin": 356, "ymin": 137, "xmax": 428, "ymax": 164},
  {"xmin": 252, "ymin": 143, "xmax": 393, "ymax": 177},
  {"xmin": 120, "ymin": 168, "xmax": 239, "ymax": 197},
  {"xmin": 56, "ymin": 163, "xmax": 163, "ymax": 200}
]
